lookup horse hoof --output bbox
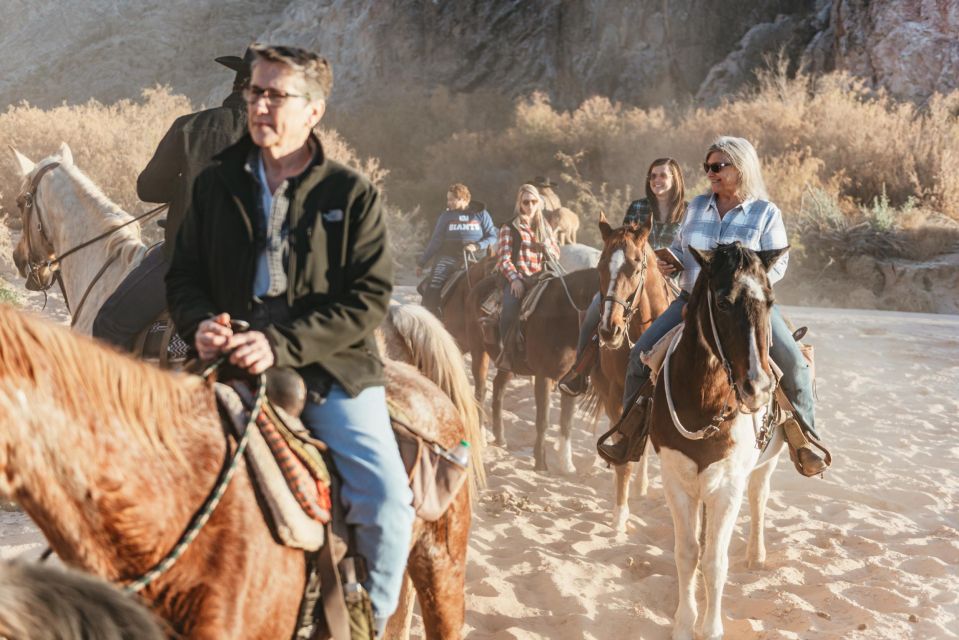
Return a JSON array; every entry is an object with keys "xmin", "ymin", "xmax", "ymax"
[
  {"xmin": 494, "ymin": 438, "xmax": 508, "ymax": 448},
  {"xmin": 612, "ymin": 506, "xmax": 629, "ymax": 533},
  {"xmin": 747, "ymin": 557, "xmax": 766, "ymax": 570}
]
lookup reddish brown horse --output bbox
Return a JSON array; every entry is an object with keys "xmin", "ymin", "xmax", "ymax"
[
  {"xmin": 590, "ymin": 213, "xmax": 674, "ymax": 531},
  {"xmin": 465, "ymin": 268, "xmax": 597, "ymax": 472},
  {"xmin": 0, "ymin": 302, "xmax": 481, "ymax": 639}
]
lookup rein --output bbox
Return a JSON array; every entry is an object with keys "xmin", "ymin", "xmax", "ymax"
[
  {"xmin": 17, "ymin": 162, "xmax": 167, "ymax": 324},
  {"xmin": 662, "ymin": 288, "xmax": 772, "ymax": 441}
]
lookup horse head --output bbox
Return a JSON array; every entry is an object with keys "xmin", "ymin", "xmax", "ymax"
[
  {"xmin": 688, "ymin": 242, "xmax": 788, "ymax": 413},
  {"xmin": 596, "ymin": 211, "xmax": 653, "ymax": 350},
  {"xmin": 9, "ymin": 143, "xmax": 74, "ymax": 291}
]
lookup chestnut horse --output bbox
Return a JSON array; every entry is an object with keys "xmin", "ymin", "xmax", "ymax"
[
  {"xmin": 465, "ymin": 268, "xmax": 597, "ymax": 472},
  {"xmin": 591, "ymin": 213, "xmax": 674, "ymax": 531},
  {"xmin": 0, "ymin": 302, "xmax": 482, "ymax": 639},
  {"xmin": 649, "ymin": 243, "xmax": 787, "ymax": 640}
]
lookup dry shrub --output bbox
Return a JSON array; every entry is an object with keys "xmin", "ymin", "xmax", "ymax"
[{"xmin": 0, "ymin": 88, "xmax": 193, "ymax": 218}]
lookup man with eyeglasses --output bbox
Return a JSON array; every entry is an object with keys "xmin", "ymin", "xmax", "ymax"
[
  {"xmin": 166, "ymin": 44, "xmax": 414, "ymax": 634},
  {"xmin": 93, "ymin": 48, "xmax": 252, "ymax": 351}
]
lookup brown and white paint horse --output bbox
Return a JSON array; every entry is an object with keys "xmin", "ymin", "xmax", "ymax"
[
  {"xmin": 649, "ymin": 242, "xmax": 787, "ymax": 640},
  {"xmin": 0, "ymin": 300, "xmax": 482, "ymax": 639},
  {"xmin": 591, "ymin": 212, "xmax": 674, "ymax": 531}
]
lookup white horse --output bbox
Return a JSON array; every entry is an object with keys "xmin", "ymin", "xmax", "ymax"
[{"xmin": 10, "ymin": 143, "xmax": 150, "ymax": 334}]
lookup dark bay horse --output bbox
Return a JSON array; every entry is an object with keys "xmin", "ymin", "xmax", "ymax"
[
  {"xmin": 0, "ymin": 302, "xmax": 481, "ymax": 639},
  {"xmin": 591, "ymin": 212, "xmax": 674, "ymax": 531},
  {"xmin": 649, "ymin": 243, "xmax": 787, "ymax": 640},
  {"xmin": 465, "ymin": 268, "xmax": 597, "ymax": 472}
]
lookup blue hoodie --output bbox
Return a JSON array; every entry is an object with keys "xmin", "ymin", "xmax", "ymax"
[{"xmin": 417, "ymin": 207, "xmax": 498, "ymax": 267}]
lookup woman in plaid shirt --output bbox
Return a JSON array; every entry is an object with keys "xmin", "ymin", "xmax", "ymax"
[
  {"xmin": 495, "ymin": 183, "xmax": 561, "ymax": 370},
  {"xmin": 600, "ymin": 136, "xmax": 829, "ymax": 477}
]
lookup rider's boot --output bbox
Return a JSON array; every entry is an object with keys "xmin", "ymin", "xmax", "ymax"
[
  {"xmin": 558, "ymin": 334, "xmax": 599, "ymax": 397},
  {"xmin": 783, "ymin": 417, "xmax": 830, "ymax": 477},
  {"xmin": 596, "ymin": 381, "xmax": 653, "ymax": 465}
]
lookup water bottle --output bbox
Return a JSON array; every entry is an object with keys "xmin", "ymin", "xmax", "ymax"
[{"xmin": 445, "ymin": 439, "xmax": 471, "ymax": 468}]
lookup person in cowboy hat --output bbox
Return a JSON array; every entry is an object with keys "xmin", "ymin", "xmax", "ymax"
[
  {"xmin": 530, "ymin": 176, "xmax": 562, "ymax": 212},
  {"xmin": 92, "ymin": 47, "xmax": 255, "ymax": 351}
]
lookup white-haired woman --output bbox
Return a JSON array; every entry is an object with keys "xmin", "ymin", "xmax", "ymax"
[
  {"xmin": 598, "ymin": 136, "xmax": 829, "ymax": 477},
  {"xmin": 495, "ymin": 183, "xmax": 561, "ymax": 370}
]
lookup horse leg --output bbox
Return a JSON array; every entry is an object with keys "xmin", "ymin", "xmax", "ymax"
[
  {"xmin": 660, "ymin": 450, "xmax": 701, "ymax": 640},
  {"xmin": 700, "ymin": 473, "xmax": 749, "ymax": 640},
  {"xmin": 556, "ymin": 392, "xmax": 576, "ymax": 475},
  {"xmin": 747, "ymin": 447, "xmax": 782, "ymax": 569},
  {"xmin": 472, "ymin": 348, "xmax": 490, "ymax": 406},
  {"xmin": 383, "ymin": 572, "xmax": 415, "ymax": 640},
  {"xmin": 533, "ymin": 376, "xmax": 551, "ymax": 472},
  {"xmin": 406, "ymin": 492, "xmax": 469, "ymax": 640},
  {"xmin": 612, "ymin": 462, "xmax": 634, "ymax": 533},
  {"xmin": 490, "ymin": 369, "xmax": 511, "ymax": 447},
  {"xmin": 636, "ymin": 440, "xmax": 651, "ymax": 496}
]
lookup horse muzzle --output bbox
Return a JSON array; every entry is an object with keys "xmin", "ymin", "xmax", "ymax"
[
  {"xmin": 598, "ymin": 323, "xmax": 625, "ymax": 350},
  {"xmin": 736, "ymin": 373, "xmax": 774, "ymax": 413}
]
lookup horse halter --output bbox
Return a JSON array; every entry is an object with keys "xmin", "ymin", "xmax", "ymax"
[
  {"xmin": 602, "ymin": 248, "xmax": 648, "ymax": 345},
  {"xmin": 662, "ymin": 286, "xmax": 774, "ymax": 441},
  {"xmin": 15, "ymin": 162, "xmax": 167, "ymax": 324}
]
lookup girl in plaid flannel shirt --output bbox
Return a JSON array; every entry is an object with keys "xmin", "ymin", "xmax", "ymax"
[{"xmin": 495, "ymin": 184, "xmax": 561, "ymax": 369}]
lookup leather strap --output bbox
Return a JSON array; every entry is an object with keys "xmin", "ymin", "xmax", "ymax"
[{"xmin": 318, "ymin": 522, "xmax": 351, "ymax": 640}]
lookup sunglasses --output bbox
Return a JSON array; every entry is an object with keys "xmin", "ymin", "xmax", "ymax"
[
  {"xmin": 703, "ymin": 162, "xmax": 733, "ymax": 174},
  {"xmin": 521, "ymin": 199, "xmax": 538, "ymax": 206}
]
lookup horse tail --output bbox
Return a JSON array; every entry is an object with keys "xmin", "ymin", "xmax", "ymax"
[
  {"xmin": 384, "ymin": 303, "xmax": 487, "ymax": 492},
  {"xmin": 0, "ymin": 560, "xmax": 166, "ymax": 639}
]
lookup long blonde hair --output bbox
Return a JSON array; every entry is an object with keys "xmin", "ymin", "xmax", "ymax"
[{"xmin": 512, "ymin": 184, "xmax": 555, "ymax": 244}]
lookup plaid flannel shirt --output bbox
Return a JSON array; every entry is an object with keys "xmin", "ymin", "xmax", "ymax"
[
  {"xmin": 671, "ymin": 194, "xmax": 789, "ymax": 293},
  {"xmin": 496, "ymin": 220, "xmax": 560, "ymax": 282}
]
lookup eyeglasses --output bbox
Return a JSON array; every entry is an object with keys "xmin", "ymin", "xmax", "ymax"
[
  {"xmin": 243, "ymin": 85, "xmax": 310, "ymax": 107},
  {"xmin": 703, "ymin": 162, "xmax": 733, "ymax": 174},
  {"xmin": 521, "ymin": 199, "xmax": 538, "ymax": 206}
]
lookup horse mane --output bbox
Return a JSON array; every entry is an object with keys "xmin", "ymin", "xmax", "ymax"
[
  {"xmin": 0, "ymin": 560, "xmax": 167, "ymax": 640},
  {"xmin": 0, "ymin": 304, "xmax": 206, "ymax": 460},
  {"xmin": 42, "ymin": 158, "xmax": 145, "ymax": 254}
]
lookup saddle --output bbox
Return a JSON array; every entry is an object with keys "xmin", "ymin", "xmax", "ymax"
[
  {"xmin": 478, "ymin": 272, "xmax": 554, "ymax": 353},
  {"xmin": 638, "ymin": 323, "xmax": 830, "ymax": 475},
  {"xmin": 214, "ymin": 374, "xmax": 471, "ymax": 640}
]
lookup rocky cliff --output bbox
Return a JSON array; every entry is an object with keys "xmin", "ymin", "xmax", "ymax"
[{"xmin": 1, "ymin": 0, "xmax": 955, "ymax": 112}]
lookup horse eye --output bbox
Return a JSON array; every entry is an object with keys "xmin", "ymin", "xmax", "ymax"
[{"xmin": 716, "ymin": 296, "xmax": 733, "ymax": 311}]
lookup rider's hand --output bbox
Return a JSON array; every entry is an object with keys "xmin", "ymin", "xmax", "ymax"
[
  {"xmin": 225, "ymin": 330, "xmax": 275, "ymax": 375},
  {"xmin": 463, "ymin": 243, "xmax": 478, "ymax": 253},
  {"xmin": 509, "ymin": 279, "xmax": 525, "ymax": 298},
  {"xmin": 195, "ymin": 313, "xmax": 233, "ymax": 360},
  {"xmin": 657, "ymin": 259, "xmax": 676, "ymax": 276}
]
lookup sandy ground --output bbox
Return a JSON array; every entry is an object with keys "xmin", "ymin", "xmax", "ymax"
[{"xmin": 1, "ymin": 277, "xmax": 957, "ymax": 639}]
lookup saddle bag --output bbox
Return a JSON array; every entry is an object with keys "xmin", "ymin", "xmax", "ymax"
[{"xmin": 392, "ymin": 416, "xmax": 470, "ymax": 522}]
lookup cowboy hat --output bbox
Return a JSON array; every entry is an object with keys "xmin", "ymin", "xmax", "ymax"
[
  {"xmin": 215, "ymin": 46, "xmax": 256, "ymax": 74},
  {"xmin": 531, "ymin": 176, "xmax": 558, "ymax": 189}
]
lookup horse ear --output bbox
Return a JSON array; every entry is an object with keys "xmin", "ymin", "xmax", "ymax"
[
  {"xmin": 689, "ymin": 246, "xmax": 712, "ymax": 271},
  {"xmin": 10, "ymin": 147, "xmax": 35, "ymax": 176},
  {"xmin": 598, "ymin": 216, "xmax": 613, "ymax": 241},
  {"xmin": 757, "ymin": 246, "xmax": 789, "ymax": 272},
  {"xmin": 628, "ymin": 212, "xmax": 651, "ymax": 240},
  {"xmin": 58, "ymin": 142, "xmax": 73, "ymax": 165}
]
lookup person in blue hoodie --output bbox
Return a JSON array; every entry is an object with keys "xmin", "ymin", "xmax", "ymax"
[{"xmin": 416, "ymin": 183, "xmax": 497, "ymax": 315}]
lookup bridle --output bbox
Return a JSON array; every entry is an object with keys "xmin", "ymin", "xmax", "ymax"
[
  {"xmin": 601, "ymin": 248, "xmax": 649, "ymax": 347},
  {"xmin": 16, "ymin": 162, "xmax": 166, "ymax": 325},
  {"xmin": 662, "ymin": 285, "xmax": 775, "ymax": 441}
]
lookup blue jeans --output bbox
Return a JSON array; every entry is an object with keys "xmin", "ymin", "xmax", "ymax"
[
  {"xmin": 300, "ymin": 385, "xmax": 415, "ymax": 624},
  {"xmin": 622, "ymin": 299, "xmax": 818, "ymax": 438},
  {"xmin": 576, "ymin": 292, "xmax": 603, "ymax": 355},
  {"xmin": 93, "ymin": 245, "xmax": 167, "ymax": 351},
  {"xmin": 623, "ymin": 294, "xmax": 687, "ymax": 406},
  {"xmin": 500, "ymin": 281, "xmax": 523, "ymax": 341}
]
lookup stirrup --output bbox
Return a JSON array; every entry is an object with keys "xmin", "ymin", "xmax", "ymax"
[
  {"xmin": 558, "ymin": 370, "xmax": 588, "ymax": 397},
  {"xmin": 596, "ymin": 396, "xmax": 649, "ymax": 466},
  {"xmin": 782, "ymin": 417, "xmax": 832, "ymax": 477}
]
